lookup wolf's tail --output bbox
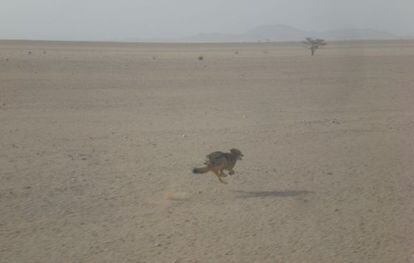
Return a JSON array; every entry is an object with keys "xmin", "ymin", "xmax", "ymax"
[{"xmin": 192, "ymin": 166, "xmax": 209, "ymax": 174}]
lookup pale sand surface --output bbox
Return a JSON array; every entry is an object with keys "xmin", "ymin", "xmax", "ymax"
[{"xmin": 1, "ymin": 40, "xmax": 414, "ymax": 262}]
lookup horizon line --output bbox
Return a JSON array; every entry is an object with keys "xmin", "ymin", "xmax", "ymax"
[{"xmin": 1, "ymin": 37, "xmax": 413, "ymax": 45}]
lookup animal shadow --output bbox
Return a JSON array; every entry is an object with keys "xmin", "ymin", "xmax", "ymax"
[{"xmin": 233, "ymin": 190, "xmax": 313, "ymax": 198}]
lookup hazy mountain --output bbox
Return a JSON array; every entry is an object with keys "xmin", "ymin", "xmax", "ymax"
[
  {"xmin": 185, "ymin": 33, "xmax": 243, "ymax": 42},
  {"xmin": 318, "ymin": 28, "xmax": 396, "ymax": 40},
  {"xmin": 242, "ymin": 24, "xmax": 308, "ymax": 41},
  {"xmin": 180, "ymin": 25, "xmax": 398, "ymax": 42}
]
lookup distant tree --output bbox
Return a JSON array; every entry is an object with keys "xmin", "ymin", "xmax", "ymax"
[{"xmin": 303, "ymin": 37, "xmax": 327, "ymax": 56}]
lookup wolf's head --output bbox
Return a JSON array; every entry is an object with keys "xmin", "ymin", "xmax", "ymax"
[{"xmin": 230, "ymin": 148, "xmax": 243, "ymax": 160}]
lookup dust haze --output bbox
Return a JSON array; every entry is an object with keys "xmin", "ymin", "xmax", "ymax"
[{"xmin": 1, "ymin": 0, "xmax": 414, "ymax": 41}]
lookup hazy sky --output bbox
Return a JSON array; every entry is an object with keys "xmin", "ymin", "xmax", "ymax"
[{"xmin": 1, "ymin": 0, "xmax": 413, "ymax": 40}]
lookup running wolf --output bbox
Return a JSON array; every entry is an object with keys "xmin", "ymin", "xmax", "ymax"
[{"xmin": 193, "ymin": 148, "xmax": 243, "ymax": 184}]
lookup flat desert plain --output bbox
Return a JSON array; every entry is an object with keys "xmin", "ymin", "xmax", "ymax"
[{"xmin": 1, "ymin": 40, "xmax": 414, "ymax": 263}]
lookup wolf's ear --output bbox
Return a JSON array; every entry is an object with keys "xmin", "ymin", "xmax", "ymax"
[{"xmin": 230, "ymin": 148, "xmax": 242, "ymax": 154}]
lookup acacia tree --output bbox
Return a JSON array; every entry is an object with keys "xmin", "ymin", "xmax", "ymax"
[{"xmin": 303, "ymin": 37, "xmax": 327, "ymax": 56}]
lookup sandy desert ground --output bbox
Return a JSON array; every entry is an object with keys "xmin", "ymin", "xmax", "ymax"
[{"xmin": 1, "ymin": 40, "xmax": 414, "ymax": 262}]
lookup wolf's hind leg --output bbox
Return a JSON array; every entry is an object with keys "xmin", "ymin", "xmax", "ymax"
[
  {"xmin": 218, "ymin": 176, "xmax": 228, "ymax": 184},
  {"xmin": 220, "ymin": 170, "xmax": 228, "ymax": 177},
  {"xmin": 213, "ymin": 169, "xmax": 228, "ymax": 184}
]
